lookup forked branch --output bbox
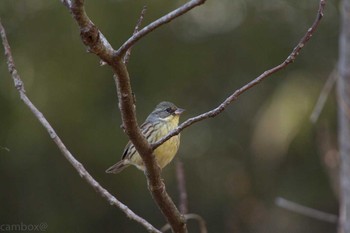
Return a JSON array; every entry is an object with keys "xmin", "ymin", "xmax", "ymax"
[
  {"xmin": 124, "ymin": 5, "xmax": 148, "ymax": 65},
  {"xmin": 115, "ymin": 0, "xmax": 206, "ymax": 58},
  {"xmin": 61, "ymin": 0, "xmax": 206, "ymax": 232}
]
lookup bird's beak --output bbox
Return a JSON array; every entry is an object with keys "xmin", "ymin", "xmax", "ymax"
[{"xmin": 175, "ymin": 108, "xmax": 185, "ymax": 115}]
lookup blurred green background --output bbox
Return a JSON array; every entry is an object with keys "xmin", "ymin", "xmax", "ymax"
[{"xmin": 0, "ymin": 0, "xmax": 341, "ymax": 232}]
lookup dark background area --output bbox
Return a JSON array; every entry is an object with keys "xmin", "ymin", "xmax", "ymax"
[{"xmin": 0, "ymin": 0, "xmax": 340, "ymax": 232}]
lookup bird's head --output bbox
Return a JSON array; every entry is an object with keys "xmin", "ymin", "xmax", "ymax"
[{"xmin": 148, "ymin": 101, "xmax": 185, "ymax": 123}]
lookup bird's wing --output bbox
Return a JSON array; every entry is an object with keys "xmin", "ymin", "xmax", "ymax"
[
  {"xmin": 121, "ymin": 121, "xmax": 158, "ymax": 160},
  {"xmin": 121, "ymin": 141, "xmax": 134, "ymax": 160}
]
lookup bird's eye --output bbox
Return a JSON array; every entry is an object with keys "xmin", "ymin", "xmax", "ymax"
[{"xmin": 166, "ymin": 107, "xmax": 174, "ymax": 113}]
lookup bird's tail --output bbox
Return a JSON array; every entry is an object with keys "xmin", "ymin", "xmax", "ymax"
[{"xmin": 105, "ymin": 160, "xmax": 130, "ymax": 174}]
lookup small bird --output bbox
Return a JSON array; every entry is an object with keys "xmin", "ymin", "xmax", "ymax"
[{"xmin": 106, "ymin": 101, "xmax": 185, "ymax": 174}]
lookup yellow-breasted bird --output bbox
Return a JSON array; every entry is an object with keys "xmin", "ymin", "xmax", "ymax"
[{"xmin": 106, "ymin": 101, "xmax": 184, "ymax": 174}]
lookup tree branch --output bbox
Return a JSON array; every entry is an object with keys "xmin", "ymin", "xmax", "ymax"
[
  {"xmin": 0, "ymin": 19, "xmax": 160, "ymax": 233},
  {"xmin": 310, "ymin": 68, "xmax": 338, "ymax": 123},
  {"xmin": 112, "ymin": 61, "xmax": 187, "ymax": 233},
  {"xmin": 61, "ymin": 0, "xmax": 115, "ymax": 64},
  {"xmin": 61, "ymin": 0, "xmax": 326, "ymax": 231},
  {"xmin": 61, "ymin": 1, "xmax": 201, "ymax": 232},
  {"xmin": 124, "ymin": 5, "xmax": 147, "ymax": 65},
  {"xmin": 152, "ymin": 0, "xmax": 327, "ymax": 150},
  {"xmin": 161, "ymin": 213, "xmax": 208, "ymax": 233},
  {"xmin": 115, "ymin": 0, "xmax": 206, "ymax": 58},
  {"xmin": 337, "ymin": 0, "xmax": 350, "ymax": 231},
  {"xmin": 275, "ymin": 197, "xmax": 338, "ymax": 223},
  {"xmin": 176, "ymin": 159, "xmax": 188, "ymax": 215}
]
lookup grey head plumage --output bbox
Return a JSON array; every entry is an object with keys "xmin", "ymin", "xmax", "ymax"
[{"xmin": 146, "ymin": 101, "xmax": 185, "ymax": 122}]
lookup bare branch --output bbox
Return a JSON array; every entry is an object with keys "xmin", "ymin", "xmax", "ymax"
[
  {"xmin": 161, "ymin": 213, "xmax": 207, "ymax": 233},
  {"xmin": 0, "ymin": 19, "xmax": 161, "ymax": 233},
  {"xmin": 124, "ymin": 5, "xmax": 148, "ymax": 65},
  {"xmin": 337, "ymin": 0, "xmax": 350, "ymax": 231},
  {"xmin": 0, "ymin": 146, "xmax": 10, "ymax": 152},
  {"xmin": 152, "ymin": 0, "xmax": 327, "ymax": 150},
  {"xmin": 275, "ymin": 197, "xmax": 338, "ymax": 223},
  {"xmin": 115, "ymin": 0, "xmax": 206, "ymax": 58},
  {"xmin": 185, "ymin": 214, "xmax": 207, "ymax": 233},
  {"xmin": 62, "ymin": 1, "xmax": 189, "ymax": 232},
  {"xmin": 112, "ymin": 70, "xmax": 187, "ymax": 233},
  {"xmin": 62, "ymin": 0, "xmax": 115, "ymax": 64},
  {"xmin": 310, "ymin": 69, "xmax": 338, "ymax": 123},
  {"xmin": 61, "ymin": 0, "xmax": 326, "ymax": 231},
  {"xmin": 60, "ymin": 0, "xmax": 72, "ymax": 8},
  {"xmin": 176, "ymin": 159, "xmax": 188, "ymax": 214}
]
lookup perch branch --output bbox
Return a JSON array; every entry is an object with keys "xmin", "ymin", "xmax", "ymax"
[
  {"xmin": 112, "ymin": 65, "xmax": 187, "ymax": 233},
  {"xmin": 0, "ymin": 19, "xmax": 160, "ymax": 233},
  {"xmin": 152, "ymin": 0, "xmax": 327, "ymax": 150},
  {"xmin": 61, "ymin": 0, "xmax": 204, "ymax": 232}
]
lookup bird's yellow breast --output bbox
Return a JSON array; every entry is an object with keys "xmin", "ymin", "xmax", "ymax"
[
  {"xmin": 154, "ymin": 115, "xmax": 180, "ymax": 169},
  {"xmin": 129, "ymin": 115, "xmax": 181, "ymax": 171},
  {"xmin": 154, "ymin": 134, "xmax": 180, "ymax": 169}
]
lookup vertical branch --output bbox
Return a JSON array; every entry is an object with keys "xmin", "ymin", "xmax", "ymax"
[
  {"xmin": 112, "ymin": 62, "xmax": 187, "ymax": 232},
  {"xmin": 176, "ymin": 159, "xmax": 188, "ymax": 214},
  {"xmin": 338, "ymin": 0, "xmax": 350, "ymax": 232}
]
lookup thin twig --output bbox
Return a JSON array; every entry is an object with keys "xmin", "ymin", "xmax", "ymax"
[
  {"xmin": 152, "ymin": 0, "xmax": 327, "ymax": 150},
  {"xmin": 310, "ymin": 69, "xmax": 338, "ymax": 123},
  {"xmin": 124, "ymin": 5, "xmax": 148, "ymax": 65},
  {"xmin": 0, "ymin": 19, "xmax": 161, "ymax": 233},
  {"xmin": 115, "ymin": 0, "xmax": 206, "ymax": 58},
  {"xmin": 176, "ymin": 159, "xmax": 188, "ymax": 215},
  {"xmin": 186, "ymin": 214, "xmax": 207, "ymax": 233},
  {"xmin": 161, "ymin": 213, "xmax": 208, "ymax": 233},
  {"xmin": 0, "ymin": 146, "xmax": 10, "ymax": 152},
  {"xmin": 275, "ymin": 197, "xmax": 338, "ymax": 223}
]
